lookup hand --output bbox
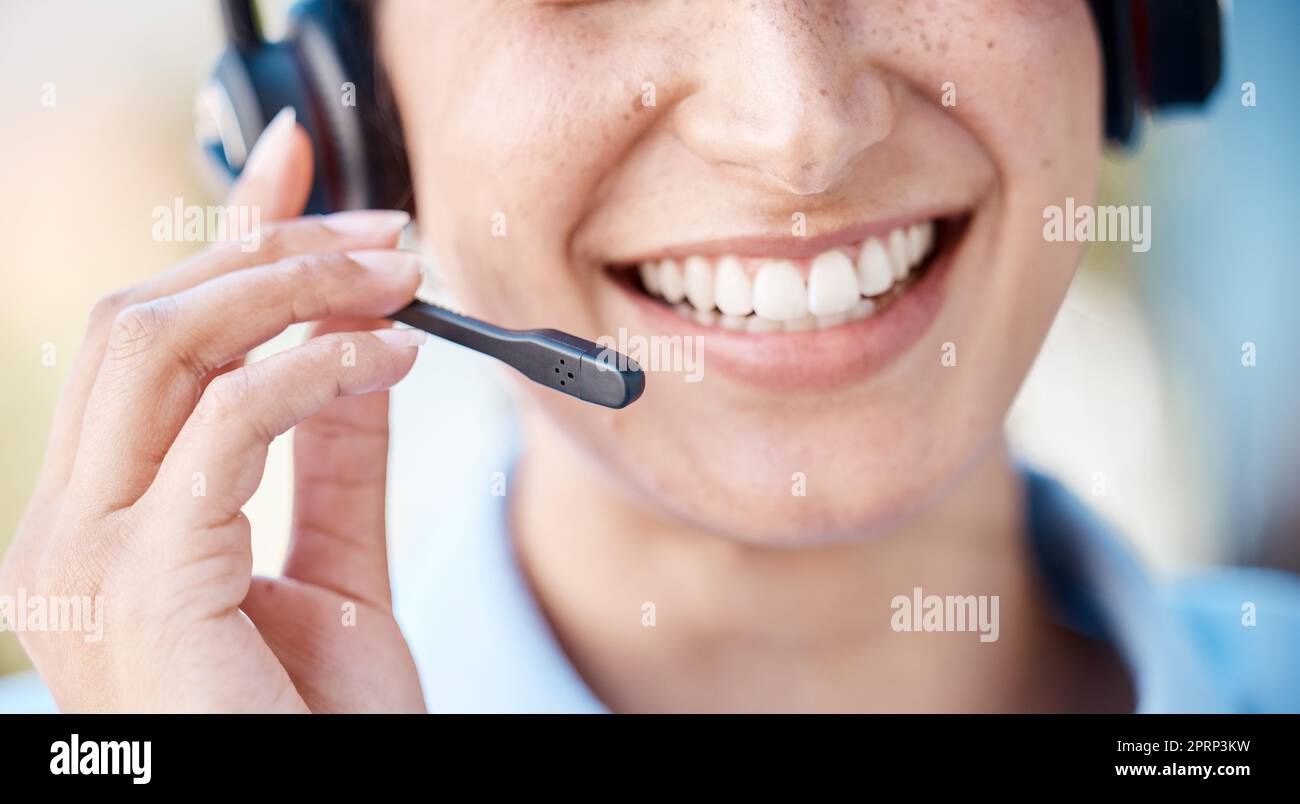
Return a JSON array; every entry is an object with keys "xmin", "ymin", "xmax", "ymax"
[{"xmin": 1, "ymin": 109, "xmax": 429, "ymax": 712}]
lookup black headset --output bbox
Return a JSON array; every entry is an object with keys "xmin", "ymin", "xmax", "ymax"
[
  {"xmin": 198, "ymin": 0, "xmax": 1222, "ymax": 217},
  {"xmin": 199, "ymin": 0, "xmax": 408, "ymax": 215}
]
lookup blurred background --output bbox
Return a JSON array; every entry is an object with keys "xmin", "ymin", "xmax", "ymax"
[{"xmin": 1, "ymin": 0, "xmax": 1297, "ymax": 683}]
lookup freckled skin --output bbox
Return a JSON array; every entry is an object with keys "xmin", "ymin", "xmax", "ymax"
[
  {"xmin": 378, "ymin": 0, "xmax": 1121, "ymax": 713},
  {"xmin": 379, "ymin": 0, "xmax": 1099, "ymax": 545}
]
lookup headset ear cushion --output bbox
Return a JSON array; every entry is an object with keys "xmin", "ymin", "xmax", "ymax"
[
  {"xmin": 201, "ymin": 36, "xmax": 319, "ymax": 194},
  {"xmin": 1090, "ymin": 0, "xmax": 1140, "ymax": 144},
  {"xmin": 287, "ymin": 1, "xmax": 370, "ymax": 211},
  {"xmin": 286, "ymin": 0, "xmax": 413, "ymax": 213},
  {"xmin": 197, "ymin": 49, "xmax": 262, "ymax": 179},
  {"xmin": 1144, "ymin": 0, "xmax": 1222, "ymax": 109},
  {"xmin": 202, "ymin": 0, "xmax": 411, "ymax": 213}
]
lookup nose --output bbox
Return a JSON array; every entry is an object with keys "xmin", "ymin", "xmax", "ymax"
[{"xmin": 672, "ymin": 5, "xmax": 896, "ymax": 197}]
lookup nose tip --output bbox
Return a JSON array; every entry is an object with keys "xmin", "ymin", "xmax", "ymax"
[
  {"xmin": 764, "ymin": 121, "xmax": 870, "ymax": 197},
  {"xmin": 762, "ymin": 155, "xmax": 848, "ymax": 198},
  {"xmin": 675, "ymin": 70, "xmax": 895, "ymax": 198}
]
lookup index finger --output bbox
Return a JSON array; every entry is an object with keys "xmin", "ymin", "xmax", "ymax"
[{"xmin": 141, "ymin": 328, "xmax": 425, "ymax": 532}]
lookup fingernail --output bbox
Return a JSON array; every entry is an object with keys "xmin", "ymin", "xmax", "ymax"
[
  {"xmin": 242, "ymin": 106, "xmax": 297, "ymax": 177},
  {"xmin": 347, "ymin": 249, "xmax": 423, "ymax": 279},
  {"xmin": 373, "ymin": 327, "xmax": 428, "ymax": 348},
  {"xmin": 324, "ymin": 209, "xmax": 411, "ymax": 236}
]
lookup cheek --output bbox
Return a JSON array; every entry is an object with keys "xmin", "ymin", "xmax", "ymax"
[
  {"xmin": 953, "ymin": 0, "xmax": 1103, "ymax": 186},
  {"xmin": 392, "ymin": 11, "xmax": 661, "ymax": 326},
  {"xmin": 852, "ymin": 0, "xmax": 1100, "ymax": 191},
  {"xmin": 923, "ymin": 0, "xmax": 1102, "ymax": 393}
]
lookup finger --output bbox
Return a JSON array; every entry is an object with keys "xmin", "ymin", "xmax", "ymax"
[
  {"xmin": 154, "ymin": 208, "xmax": 409, "ymax": 395},
  {"xmin": 134, "ymin": 210, "xmax": 413, "ymax": 305},
  {"xmin": 190, "ymin": 106, "xmax": 316, "ymax": 442},
  {"xmin": 285, "ymin": 318, "xmax": 397, "ymax": 608},
  {"xmin": 32, "ymin": 105, "xmax": 406, "ymax": 501},
  {"xmin": 140, "ymin": 328, "xmax": 425, "ymax": 542},
  {"xmin": 35, "ymin": 214, "xmax": 409, "ymax": 498},
  {"xmin": 69, "ymin": 251, "xmax": 422, "ymax": 513}
]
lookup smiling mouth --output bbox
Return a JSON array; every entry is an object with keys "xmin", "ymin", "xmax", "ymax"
[{"xmin": 606, "ymin": 214, "xmax": 963, "ymax": 334}]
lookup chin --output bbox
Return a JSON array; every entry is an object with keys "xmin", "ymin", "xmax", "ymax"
[{"xmin": 647, "ymin": 427, "xmax": 1000, "ymax": 548}]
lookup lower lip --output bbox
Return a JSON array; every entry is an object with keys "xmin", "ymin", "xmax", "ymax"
[{"xmin": 602, "ymin": 225, "xmax": 961, "ymax": 392}]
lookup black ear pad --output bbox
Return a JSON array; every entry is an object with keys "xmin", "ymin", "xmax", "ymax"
[
  {"xmin": 284, "ymin": 0, "xmax": 370, "ymax": 212},
  {"xmin": 1087, "ymin": 0, "xmax": 1223, "ymax": 146},
  {"xmin": 1144, "ymin": 0, "xmax": 1222, "ymax": 110},
  {"xmin": 1089, "ymin": 0, "xmax": 1141, "ymax": 143},
  {"xmin": 200, "ymin": 1, "xmax": 338, "ymax": 212},
  {"xmin": 199, "ymin": 0, "xmax": 410, "ymax": 214},
  {"xmin": 287, "ymin": 0, "xmax": 412, "ymax": 213}
]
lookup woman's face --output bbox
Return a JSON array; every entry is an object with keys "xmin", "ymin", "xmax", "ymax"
[{"xmin": 378, "ymin": 0, "xmax": 1101, "ymax": 544}]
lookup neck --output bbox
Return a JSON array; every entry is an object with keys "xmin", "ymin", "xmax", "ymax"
[{"xmin": 511, "ymin": 414, "xmax": 1121, "ymax": 712}]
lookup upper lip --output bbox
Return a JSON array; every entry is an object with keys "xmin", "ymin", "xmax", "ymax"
[{"xmin": 602, "ymin": 206, "xmax": 966, "ymax": 265}]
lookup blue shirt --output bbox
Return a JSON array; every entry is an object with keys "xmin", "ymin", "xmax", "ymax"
[{"xmin": 3, "ymin": 341, "xmax": 1298, "ymax": 712}]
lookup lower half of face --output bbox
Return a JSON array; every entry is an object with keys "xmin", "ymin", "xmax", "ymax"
[{"xmin": 382, "ymin": 0, "xmax": 1101, "ymax": 545}]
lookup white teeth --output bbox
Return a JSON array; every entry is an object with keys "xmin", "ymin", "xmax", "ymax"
[
  {"xmin": 658, "ymin": 259, "xmax": 686, "ymax": 303},
  {"xmin": 857, "ymin": 238, "xmax": 893, "ymax": 297},
  {"xmin": 807, "ymin": 250, "xmax": 859, "ymax": 316},
  {"xmin": 783, "ymin": 315, "xmax": 816, "ymax": 332},
  {"xmin": 629, "ymin": 219, "xmax": 940, "ymax": 332},
  {"xmin": 715, "ymin": 256, "xmax": 753, "ymax": 316},
  {"xmin": 848, "ymin": 297, "xmax": 877, "ymax": 321},
  {"xmin": 638, "ymin": 261, "xmax": 660, "ymax": 295},
  {"xmin": 887, "ymin": 229, "xmax": 910, "ymax": 280},
  {"xmin": 684, "ymin": 256, "xmax": 715, "ymax": 311},
  {"xmin": 753, "ymin": 260, "xmax": 808, "ymax": 321},
  {"xmin": 907, "ymin": 221, "xmax": 934, "ymax": 264}
]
